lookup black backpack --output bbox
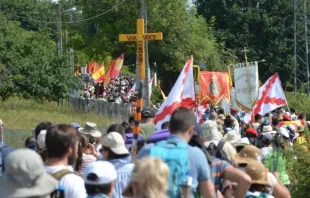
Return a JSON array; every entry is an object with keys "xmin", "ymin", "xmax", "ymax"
[{"xmin": 206, "ymin": 141, "xmax": 230, "ymax": 162}]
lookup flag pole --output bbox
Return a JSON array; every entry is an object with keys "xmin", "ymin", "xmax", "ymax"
[{"xmin": 132, "ymin": 80, "xmax": 143, "ymax": 162}]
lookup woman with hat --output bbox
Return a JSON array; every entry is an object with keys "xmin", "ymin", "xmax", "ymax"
[
  {"xmin": 232, "ymin": 145, "xmax": 291, "ymax": 198},
  {"xmin": 244, "ymin": 161, "xmax": 274, "ymax": 198}
]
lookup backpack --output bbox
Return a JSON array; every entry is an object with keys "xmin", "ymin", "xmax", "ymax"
[
  {"xmin": 50, "ymin": 169, "xmax": 74, "ymax": 198},
  {"xmin": 206, "ymin": 141, "xmax": 230, "ymax": 162},
  {"xmin": 0, "ymin": 143, "xmax": 8, "ymax": 176},
  {"xmin": 150, "ymin": 140, "xmax": 190, "ymax": 198}
]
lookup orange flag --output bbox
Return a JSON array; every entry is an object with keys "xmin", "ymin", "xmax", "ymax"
[
  {"xmin": 104, "ymin": 54, "xmax": 125, "ymax": 85},
  {"xmin": 92, "ymin": 63, "xmax": 105, "ymax": 82},
  {"xmin": 87, "ymin": 62, "xmax": 97, "ymax": 74}
]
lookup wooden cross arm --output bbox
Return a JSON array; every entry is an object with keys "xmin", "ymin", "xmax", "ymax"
[{"xmin": 119, "ymin": 33, "xmax": 163, "ymax": 42}]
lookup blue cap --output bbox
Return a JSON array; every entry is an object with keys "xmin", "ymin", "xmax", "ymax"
[{"xmin": 71, "ymin": 122, "xmax": 81, "ymax": 129}]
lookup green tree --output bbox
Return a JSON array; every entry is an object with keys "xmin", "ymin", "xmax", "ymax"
[
  {"xmin": 0, "ymin": 15, "xmax": 78, "ymax": 101},
  {"xmin": 74, "ymin": 0, "xmax": 228, "ymax": 92},
  {"xmin": 195, "ymin": 0, "xmax": 294, "ymax": 82}
]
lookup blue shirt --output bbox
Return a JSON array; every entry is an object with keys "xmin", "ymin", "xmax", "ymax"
[
  {"xmin": 137, "ymin": 135, "xmax": 211, "ymax": 197},
  {"xmin": 109, "ymin": 157, "xmax": 134, "ymax": 198}
]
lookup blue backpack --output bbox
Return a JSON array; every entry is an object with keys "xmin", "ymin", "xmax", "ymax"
[{"xmin": 150, "ymin": 140, "xmax": 190, "ymax": 198}]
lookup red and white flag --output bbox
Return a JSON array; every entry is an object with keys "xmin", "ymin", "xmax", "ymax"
[
  {"xmin": 197, "ymin": 104, "xmax": 209, "ymax": 124},
  {"xmin": 252, "ymin": 73, "xmax": 287, "ymax": 117},
  {"xmin": 155, "ymin": 58, "xmax": 196, "ymax": 129}
]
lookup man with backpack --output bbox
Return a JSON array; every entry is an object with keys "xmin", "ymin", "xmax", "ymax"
[
  {"xmin": 45, "ymin": 124, "xmax": 87, "ymax": 198},
  {"xmin": 138, "ymin": 107, "xmax": 215, "ymax": 198}
]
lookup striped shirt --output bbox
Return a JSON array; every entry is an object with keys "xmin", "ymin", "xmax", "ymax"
[
  {"xmin": 109, "ymin": 157, "xmax": 134, "ymax": 198},
  {"xmin": 76, "ymin": 153, "xmax": 97, "ymax": 177},
  {"xmin": 211, "ymin": 157, "xmax": 231, "ymax": 189}
]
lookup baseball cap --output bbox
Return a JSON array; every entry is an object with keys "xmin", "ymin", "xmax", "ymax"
[
  {"xmin": 102, "ymin": 132, "xmax": 129, "ymax": 155},
  {"xmin": 37, "ymin": 130, "xmax": 47, "ymax": 150},
  {"xmin": 141, "ymin": 108, "xmax": 155, "ymax": 118},
  {"xmin": 71, "ymin": 122, "xmax": 81, "ymax": 129},
  {"xmin": 83, "ymin": 161, "xmax": 117, "ymax": 185}
]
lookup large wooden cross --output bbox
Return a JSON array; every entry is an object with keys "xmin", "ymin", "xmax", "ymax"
[{"xmin": 119, "ymin": 19, "xmax": 163, "ymax": 79}]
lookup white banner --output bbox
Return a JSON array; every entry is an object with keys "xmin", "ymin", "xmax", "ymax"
[{"xmin": 233, "ymin": 61, "xmax": 259, "ymax": 110}]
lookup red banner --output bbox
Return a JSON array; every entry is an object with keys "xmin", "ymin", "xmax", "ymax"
[{"xmin": 200, "ymin": 71, "xmax": 230, "ymax": 105}]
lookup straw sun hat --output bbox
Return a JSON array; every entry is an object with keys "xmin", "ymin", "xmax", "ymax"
[{"xmin": 245, "ymin": 161, "xmax": 269, "ymax": 186}]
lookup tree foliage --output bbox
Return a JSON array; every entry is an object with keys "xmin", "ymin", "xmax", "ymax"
[
  {"xmin": 195, "ymin": 0, "xmax": 295, "ymax": 82},
  {"xmin": 0, "ymin": 15, "xmax": 78, "ymax": 101},
  {"xmin": 73, "ymin": 0, "xmax": 228, "ymax": 92}
]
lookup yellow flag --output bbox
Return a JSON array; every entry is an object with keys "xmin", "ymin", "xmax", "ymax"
[{"xmin": 92, "ymin": 63, "xmax": 105, "ymax": 82}]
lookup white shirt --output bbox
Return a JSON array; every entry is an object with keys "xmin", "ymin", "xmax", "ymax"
[{"xmin": 45, "ymin": 165, "xmax": 87, "ymax": 198}]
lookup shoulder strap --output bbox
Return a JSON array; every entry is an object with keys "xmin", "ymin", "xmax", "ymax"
[
  {"xmin": 217, "ymin": 141, "xmax": 225, "ymax": 150},
  {"xmin": 51, "ymin": 169, "xmax": 74, "ymax": 181}
]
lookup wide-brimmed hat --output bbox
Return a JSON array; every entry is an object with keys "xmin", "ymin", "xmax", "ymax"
[
  {"xmin": 245, "ymin": 161, "xmax": 269, "ymax": 186},
  {"xmin": 202, "ymin": 121, "xmax": 222, "ymax": 141},
  {"xmin": 78, "ymin": 122, "xmax": 102, "ymax": 137},
  {"xmin": 102, "ymin": 132, "xmax": 129, "ymax": 155},
  {"xmin": 223, "ymin": 130, "xmax": 240, "ymax": 144},
  {"xmin": 262, "ymin": 125, "xmax": 276, "ymax": 134},
  {"xmin": 0, "ymin": 149, "xmax": 58, "ymax": 198},
  {"xmin": 232, "ymin": 137, "xmax": 250, "ymax": 147},
  {"xmin": 233, "ymin": 145, "xmax": 262, "ymax": 164}
]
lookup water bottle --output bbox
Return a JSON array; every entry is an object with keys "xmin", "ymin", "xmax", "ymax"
[
  {"xmin": 180, "ymin": 172, "xmax": 192, "ymax": 198},
  {"xmin": 57, "ymin": 185, "xmax": 65, "ymax": 198}
]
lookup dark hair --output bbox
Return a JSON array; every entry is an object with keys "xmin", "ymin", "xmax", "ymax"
[
  {"xmin": 107, "ymin": 124, "xmax": 125, "ymax": 137},
  {"xmin": 224, "ymin": 115, "xmax": 233, "ymax": 128},
  {"xmin": 249, "ymin": 184, "xmax": 269, "ymax": 193},
  {"xmin": 161, "ymin": 121, "xmax": 169, "ymax": 130},
  {"xmin": 125, "ymin": 127, "xmax": 133, "ymax": 134},
  {"xmin": 169, "ymin": 107, "xmax": 196, "ymax": 134},
  {"xmin": 254, "ymin": 114, "xmax": 262, "ymax": 122},
  {"xmin": 121, "ymin": 122, "xmax": 131, "ymax": 130},
  {"xmin": 35, "ymin": 122, "xmax": 52, "ymax": 139},
  {"xmin": 264, "ymin": 113, "xmax": 270, "ymax": 117},
  {"xmin": 129, "ymin": 115, "xmax": 135, "ymax": 124},
  {"xmin": 87, "ymin": 134, "xmax": 96, "ymax": 144},
  {"xmin": 102, "ymin": 146, "xmax": 129, "ymax": 160},
  {"xmin": 272, "ymin": 117, "xmax": 279, "ymax": 127},
  {"xmin": 290, "ymin": 107, "xmax": 296, "ymax": 114},
  {"xmin": 298, "ymin": 112, "xmax": 305, "ymax": 120},
  {"xmin": 262, "ymin": 138, "xmax": 271, "ymax": 146},
  {"xmin": 85, "ymin": 173, "xmax": 112, "ymax": 195},
  {"xmin": 45, "ymin": 124, "xmax": 80, "ymax": 158},
  {"xmin": 218, "ymin": 108, "xmax": 224, "ymax": 115},
  {"xmin": 24, "ymin": 136, "xmax": 36, "ymax": 149}
]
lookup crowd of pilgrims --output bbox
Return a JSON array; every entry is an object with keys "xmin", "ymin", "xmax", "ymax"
[{"xmin": 1, "ymin": 105, "xmax": 308, "ymax": 198}]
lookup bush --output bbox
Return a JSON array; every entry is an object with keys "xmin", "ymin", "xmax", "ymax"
[
  {"xmin": 285, "ymin": 144, "xmax": 310, "ymax": 198},
  {"xmin": 285, "ymin": 92, "xmax": 310, "ymax": 120}
]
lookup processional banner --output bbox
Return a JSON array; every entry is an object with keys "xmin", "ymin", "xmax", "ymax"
[
  {"xmin": 200, "ymin": 71, "xmax": 230, "ymax": 105},
  {"xmin": 233, "ymin": 61, "xmax": 259, "ymax": 111}
]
